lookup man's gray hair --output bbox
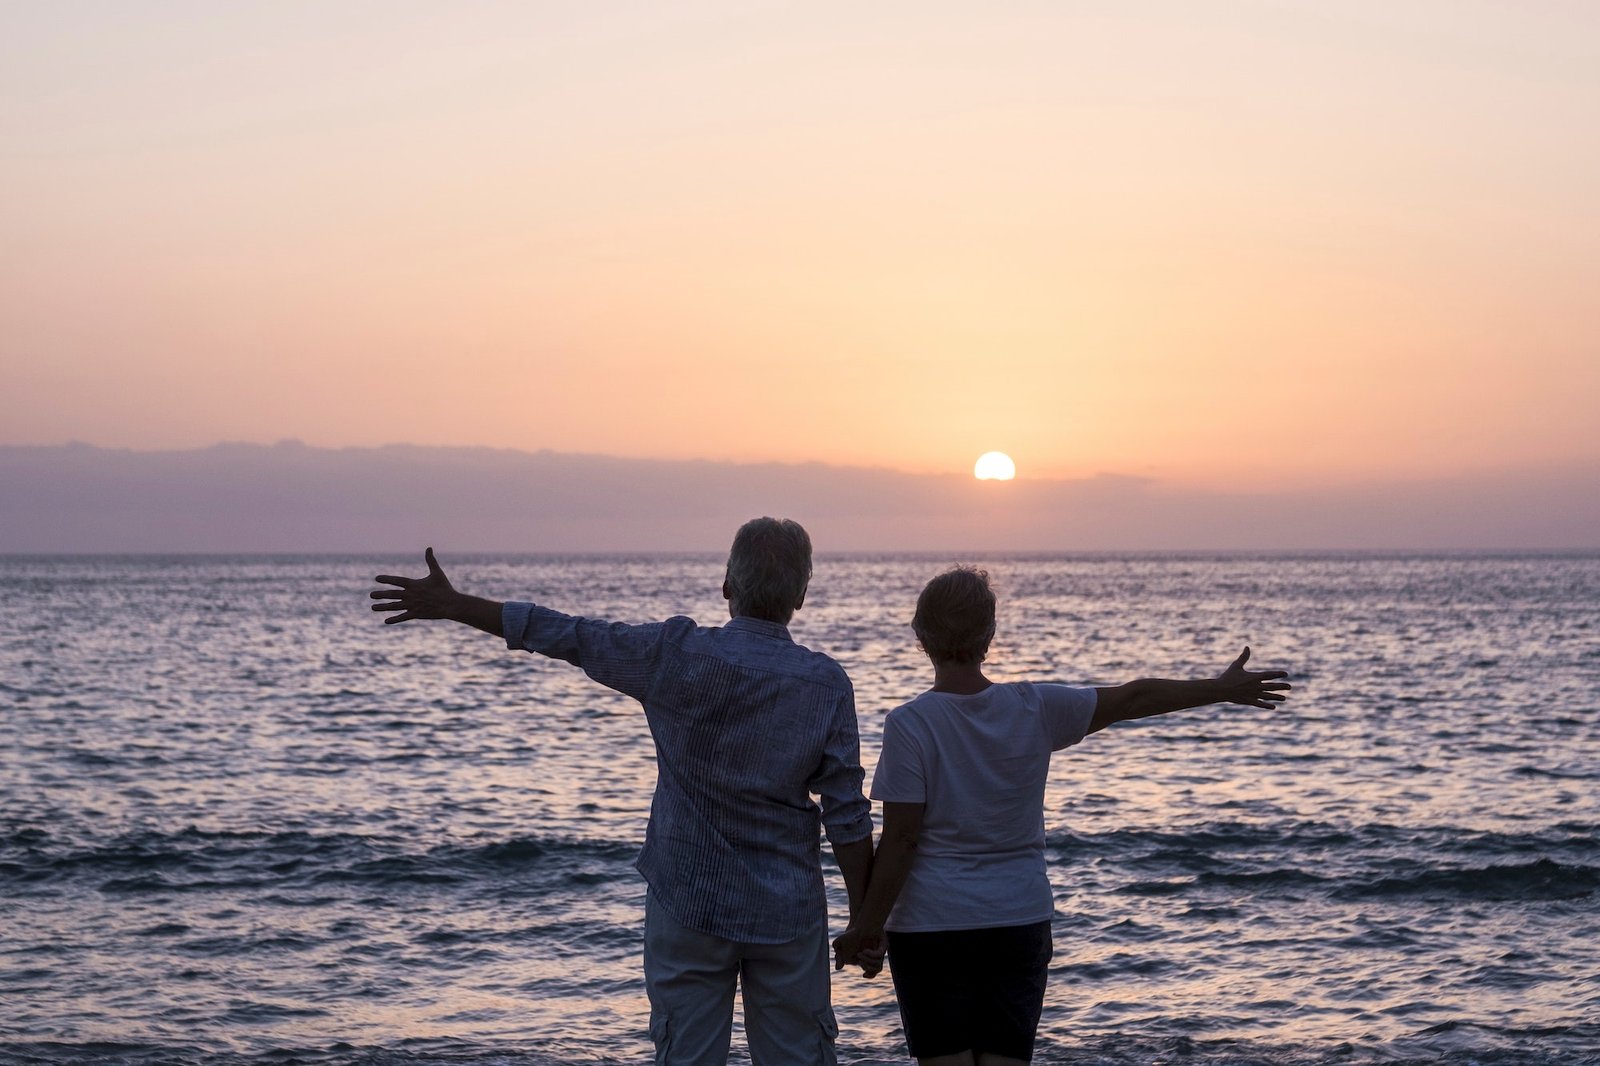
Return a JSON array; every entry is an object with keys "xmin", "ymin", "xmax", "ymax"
[{"xmin": 725, "ymin": 517, "xmax": 813, "ymax": 624}]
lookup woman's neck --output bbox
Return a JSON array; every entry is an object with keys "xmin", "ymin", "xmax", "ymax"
[{"xmin": 929, "ymin": 660, "xmax": 992, "ymax": 695}]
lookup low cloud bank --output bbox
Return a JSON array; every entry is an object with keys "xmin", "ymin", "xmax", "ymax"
[{"xmin": 1, "ymin": 441, "xmax": 1595, "ymax": 552}]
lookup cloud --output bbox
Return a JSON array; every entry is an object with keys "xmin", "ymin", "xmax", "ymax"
[{"xmin": 1, "ymin": 442, "xmax": 1595, "ymax": 552}]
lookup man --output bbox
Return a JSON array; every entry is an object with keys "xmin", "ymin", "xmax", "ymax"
[{"xmin": 371, "ymin": 518, "xmax": 874, "ymax": 1065}]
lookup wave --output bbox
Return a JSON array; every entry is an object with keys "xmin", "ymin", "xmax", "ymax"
[
  {"xmin": 1046, "ymin": 820, "xmax": 1599, "ymax": 903},
  {"xmin": 1338, "ymin": 857, "xmax": 1599, "ymax": 901},
  {"xmin": 1044, "ymin": 819, "xmax": 1599, "ymax": 856},
  {"xmin": 0, "ymin": 827, "xmax": 639, "ymax": 895},
  {"xmin": 8, "ymin": 819, "xmax": 1596, "ymax": 904}
]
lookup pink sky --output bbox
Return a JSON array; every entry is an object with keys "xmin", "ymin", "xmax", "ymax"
[{"xmin": 3, "ymin": 2, "xmax": 1597, "ymax": 490}]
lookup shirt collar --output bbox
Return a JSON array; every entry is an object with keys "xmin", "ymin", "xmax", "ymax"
[{"xmin": 723, "ymin": 615, "xmax": 794, "ymax": 641}]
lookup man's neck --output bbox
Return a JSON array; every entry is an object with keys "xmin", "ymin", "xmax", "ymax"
[
  {"xmin": 728, "ymin": 612, "xmax": 792, "ymax": 632},
  {"xmin": 729, "ymin": 608, "xmax": 792, "ymax": 626}
]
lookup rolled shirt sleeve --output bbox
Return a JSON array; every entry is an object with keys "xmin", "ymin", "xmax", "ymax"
[{"xmin": 812, "ymin": 686, "xmax": 873, "ymax": 846}]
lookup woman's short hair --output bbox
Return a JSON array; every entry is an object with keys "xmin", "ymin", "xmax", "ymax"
[
  {"xmin": 725, "ymin": 517, "xmax": 813, "ymax": 624},
  {"xmin": 912, "ymin": 565, "xmax": 996, "ymax": 664}
]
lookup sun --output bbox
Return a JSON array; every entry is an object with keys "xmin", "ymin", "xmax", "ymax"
[{"xmin": 973, "ymin": 451, "xmax": 1016, "ymax": 481}]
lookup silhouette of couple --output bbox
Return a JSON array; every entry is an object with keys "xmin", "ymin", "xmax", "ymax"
[{"xmin": 371, "ymin": 518, "xmax": 1289, "ymax": 1066}]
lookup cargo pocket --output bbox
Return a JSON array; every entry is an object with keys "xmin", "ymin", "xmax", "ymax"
[
  {"xmin": 815, "ymin": 1006, "xmax": 839, "ymax": 1066},
  {"xmin": 649, "ymin": 1012, "xmax": 670, "ymax": 1064}
]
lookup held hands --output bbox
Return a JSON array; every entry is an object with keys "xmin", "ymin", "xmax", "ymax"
[
  {"xmin": 1217, "ymin": 647, "xmax": 1291, "ymax": 709},
  {"xmin": 370, "ymin": 547, "xmax": 459, "ymax": 624},
  {"xmin": 833, "ymin": 925, "xmax": 886, "ymax": 979}
]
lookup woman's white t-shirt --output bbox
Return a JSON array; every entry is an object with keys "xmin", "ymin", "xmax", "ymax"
[{"xmin": 869, "ymin": 681, "xmax": 1097, "ymax": 932}]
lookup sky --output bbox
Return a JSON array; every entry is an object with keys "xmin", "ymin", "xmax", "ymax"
[{"xmin": 3, "ymin": 1, "xmax": 1598, "ymax": 492}]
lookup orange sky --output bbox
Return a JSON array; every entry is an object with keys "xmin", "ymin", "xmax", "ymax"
[{"xmin": 4, "ymin": 2, "xmax": 1597, "ymax": 488}]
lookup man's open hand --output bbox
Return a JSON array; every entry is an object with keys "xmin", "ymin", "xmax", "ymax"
[
  {"xmin": 371, "ymin": 547, "xmax": 459, "ymax": 624},
  {"xmin": 1217, "ymin": 647, "xmax": 1291, "ymax": 709}
]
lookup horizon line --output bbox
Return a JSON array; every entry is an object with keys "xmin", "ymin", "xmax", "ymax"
[{"xmin": 6, "ymin": 547, "xmax": 1599, "ymax": 559}]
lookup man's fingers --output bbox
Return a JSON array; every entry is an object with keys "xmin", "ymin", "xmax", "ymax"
[
  {"xmin": 369, "ymin": 589, "xmax": 407, "ymax": 600},
  {"xmin": 371, "ymin": 602, "xmax": 408, "ymax": 613},
  {"xmin": 1229, "ymin": 647, "xmax": 1251, "ymax": 671},
  {"xmin": 374, "ymin": 575, "xmax": 415, "ymax": 588},
  {"xmin": 383, "ymin": 612, "xmax": 416, "ymax": 624},
  {"xmin": 425, "ymin": 547, "xmax": 443, "ymax": 577}
]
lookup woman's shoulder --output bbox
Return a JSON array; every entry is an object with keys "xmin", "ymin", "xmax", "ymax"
[
  {"xmin": 885, "ymin": 688, "xmax": 940, "ymax": 722},
  {"xmin": 883, "ymin": 687, "xmax": 965, "ymax": 736}
]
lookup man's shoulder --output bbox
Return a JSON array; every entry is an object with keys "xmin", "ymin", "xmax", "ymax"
[
  {"xmin": 818, "ymin": 655, "xmax": 853, "ymax": 695},
  {"xmin": 781, "ymin": 641, "xmax": 853, "ymax": 693},
  {"xmin": 684, "ymin": 621, "xmax": 851, "ymax": 691}
]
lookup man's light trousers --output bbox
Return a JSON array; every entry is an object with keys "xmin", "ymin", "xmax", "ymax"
[{"xmin": 644, "ymin": 889, "xmax": 838, "ymax": 1066}]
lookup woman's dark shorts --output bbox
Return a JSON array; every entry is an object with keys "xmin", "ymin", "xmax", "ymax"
[{"xmin": 886, "ymin": 920, "xmax": 1053, "ymax": 1061}]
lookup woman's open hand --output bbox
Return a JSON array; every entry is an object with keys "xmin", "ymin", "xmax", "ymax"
[{"xmin": 1217, "ymin": 647, "xmax": 1291, "ymax": 709}]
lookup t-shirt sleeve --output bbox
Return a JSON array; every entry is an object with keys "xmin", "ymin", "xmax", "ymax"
[
  {"xmin": 869, "ymin": 712, "xmax": 926, "ymax": 803},
  {"xmin": 1038, "ymin": 683, "xmax": 1097, "ymax": 751}
]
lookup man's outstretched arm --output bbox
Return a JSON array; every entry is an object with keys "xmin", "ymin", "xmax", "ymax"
[
  {"xmin": 1089, "ymin": 646, "xmax": 1290, "ymax": 734},
  {"xmin": 371, "ymin": 548, "xmax": 504, "ymax": 637}
]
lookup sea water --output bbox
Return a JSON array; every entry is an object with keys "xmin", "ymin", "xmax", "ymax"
[{"xmin": 1, "ymin": 553, "xmax": 1596, "ymax": 1065}]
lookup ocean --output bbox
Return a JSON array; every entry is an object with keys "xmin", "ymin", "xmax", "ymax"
[{"xmin": 2, "ymin": 553, "xmax": 1596, "ymax": 1065}]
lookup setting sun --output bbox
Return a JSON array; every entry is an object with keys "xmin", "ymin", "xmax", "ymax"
[{"xmin": 974, "ymin": 452, "xmax": 1016, "ymax": 481}]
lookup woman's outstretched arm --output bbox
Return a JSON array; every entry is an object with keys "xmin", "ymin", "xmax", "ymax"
[{"xmin": 1089, "ymin": 647, "xmax": 1290, "ymax": 734}]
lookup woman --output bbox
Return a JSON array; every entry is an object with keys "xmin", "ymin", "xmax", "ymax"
[{"xmin": 833, "ymin": 566, "xmax": 1290, "ymax": 1066}]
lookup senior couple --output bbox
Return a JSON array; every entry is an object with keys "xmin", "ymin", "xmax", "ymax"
[{"xmin": 371, "ymin": 517, "xmax": 1289, "ymax": 1066}]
